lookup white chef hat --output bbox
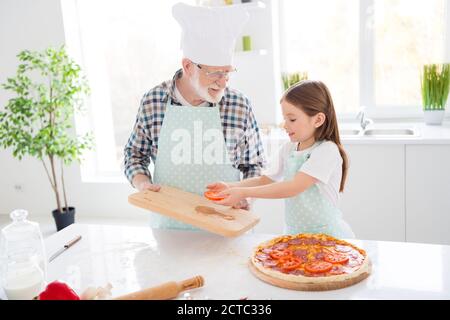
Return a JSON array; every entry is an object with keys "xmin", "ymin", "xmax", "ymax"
[{"xmin": 172, "ymin": 2, "xmax": 249, "ymax": 67}]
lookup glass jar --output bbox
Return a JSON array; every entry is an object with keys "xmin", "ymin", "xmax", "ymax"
[{"xmin": 0, "ymin": 209, "xmax": 47, "ymax": 300}]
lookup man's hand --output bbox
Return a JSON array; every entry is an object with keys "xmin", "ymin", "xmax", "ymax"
[
  {"xmin": 132, "ymin": 174, "xmax": 161, "ymax": 192},
  {"xmin": 137, "ymin": 181, "xmax": 161, "ymax": 192}
]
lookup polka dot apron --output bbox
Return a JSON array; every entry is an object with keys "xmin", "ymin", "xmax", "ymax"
[
  {"xmin": 151, "ymin": 97, "xmax": 241, "ymax": 230},
  {"xmin": 283, "ymin": 141, "xmax": 355, "ymax": 238}
]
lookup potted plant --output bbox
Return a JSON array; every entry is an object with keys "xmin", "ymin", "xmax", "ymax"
[
  {"xmin": 282, "ymin": 71, "xmax": 308, "ymax": 91},
  {"xmin": 0, "ymin": 46, "xmax": 93, "ymax": 231},
  {"xmin": 420, "ymin": 63, "xmax": 450, "ymax": 125}
]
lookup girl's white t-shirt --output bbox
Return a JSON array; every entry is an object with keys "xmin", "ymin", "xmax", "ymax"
[{"xmin": 263, "ymin": 140, "xmax": 343, "ymax": 207}]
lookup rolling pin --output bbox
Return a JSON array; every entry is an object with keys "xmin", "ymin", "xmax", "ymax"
[{"xmin": 113, "ymin": 275, "xmax": 204, "ymax": 300}]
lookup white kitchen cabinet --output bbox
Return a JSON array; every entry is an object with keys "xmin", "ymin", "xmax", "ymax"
[
  {"xmin": 251, "ymin": 136, "xmax": 286, "ymax": 234},
  {"xmin": 252, "ymin": 198, "xmax": 285, "ymax": 234},
  {"xmin": 340, "ymin": 145, "xmax": 405, "ymax": 242},
  {"xmin": 405, "ymin": 145, "xmax": 450, "ymax": 245}
]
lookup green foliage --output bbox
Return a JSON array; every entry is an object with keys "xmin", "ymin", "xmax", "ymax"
[
  {"xmin": 421, "ymin": 63, "xmax": 450, "ymax": 111},
  {"xmin": 0, "ymin": 46, "xmax": 93, "ymax": 212},
  {"xmin": 282, "ymin": 71, "xmax": 308, "ymax": 91}
]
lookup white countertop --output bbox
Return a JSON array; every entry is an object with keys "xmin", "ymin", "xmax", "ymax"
[
  {"xmin": 3, "ymin": 223, "xmax": 448, "ymax": 300},
  {"xmin": 262, "ymin": 122, "xmax": 450, "ymax": 145}
]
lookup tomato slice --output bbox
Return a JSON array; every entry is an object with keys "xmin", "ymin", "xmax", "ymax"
[
  {"xmin": 277, "ymin": 256, "xmax": 302, "ymax": 271},
  {"xmin": 204, "ymin": 190, "xmax": 225, "ymax": 201},
  {"xmin": 304, "ymin": 261, "xmax": 333, "ymax": 274},
  {"xmin": 269, "ymin": 248, "xmax": 292, "ymax": 260},
  {"xmin": 323, "ymin": 252, "xmax": 349, "ymax": 264}
]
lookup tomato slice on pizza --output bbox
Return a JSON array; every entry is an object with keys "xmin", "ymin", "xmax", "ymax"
[
  {"xmin": 304, "ymin": 261, "xmax": 333, "ymax": 274},
  {"xmin": 323, "ymin": 251, "xmax": 349, "ymax": 264},
  {"xmin": 277, "ymin": 256, "xmax": 303, "ymax": 272},
  {"xmin": 269, "ymin": 248, "xmax": 292, "ymax": 260}
]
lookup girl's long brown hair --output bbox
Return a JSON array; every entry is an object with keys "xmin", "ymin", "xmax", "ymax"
[{"xmin": 281, "ymin": 80, "xmax": 348, "ymax": 192}]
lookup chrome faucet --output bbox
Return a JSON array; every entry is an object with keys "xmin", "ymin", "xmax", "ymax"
[{"xmin": 356, "ymin": 106, "xmax": 373, "ymax": 131}]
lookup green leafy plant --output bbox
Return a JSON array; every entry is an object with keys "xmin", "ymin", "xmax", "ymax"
[
  {"xmin": 0, "ymin": 46, "xmax": 93, "ymax": 214},
  {"xmin": 421, "ymin": 63, "xmax": 450, "ymax": 111},
  {"xmin": 282, "ymin": 71, "xmax": 308, "ymax": 91}
]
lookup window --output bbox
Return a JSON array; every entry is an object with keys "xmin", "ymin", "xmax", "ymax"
[
  {"xmin": 374, "ymin": 0, "xmax": 447, "ymax": 107},
  {"xmin": 280, "ymin": 0, "xmax": 360, "ymax": 114},
  {"xmin": 279, "ymin": 0, "xmax": 449, "ymax": 117},
  {"xmin": 61, "ymin": 0, "xmax": 195, "ymax": 181}
]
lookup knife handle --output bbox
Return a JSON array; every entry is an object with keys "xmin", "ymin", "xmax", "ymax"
[{"xmin": 65, "ymin": 235, "xmax": 82, "ymax": 248}]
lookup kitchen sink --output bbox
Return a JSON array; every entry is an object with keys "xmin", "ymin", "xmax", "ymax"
[
  {"xmin": 339, "ymin": 127, "xmax": 419, "ymax": 137},
  {"xmin": 363, "ymin": 128, "xmax": 416, "ymax": 136}
]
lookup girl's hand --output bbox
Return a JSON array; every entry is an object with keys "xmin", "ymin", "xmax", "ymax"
[
  {"xmin": 206, "ymin": 181, "xmax": 229, "ymax": 193},
  {"xmin": 232, "ymin": 199, "xmax": 250, "ymax": 211},
  {"xmin": 215, "ymin": 188, "xmax": 247, "ymax": 207}
]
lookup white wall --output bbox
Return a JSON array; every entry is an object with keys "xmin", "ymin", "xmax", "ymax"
[
  {"xmin": 0, "ymin": 0, "xmax": 64, "ymax": 215},
  {"xmin": 0, "ymin": 0, "xmax": 143, "ymax": 220},
  {"xmin": 228, "ymin": 0, "xmax": 283, "ymax": 126}
]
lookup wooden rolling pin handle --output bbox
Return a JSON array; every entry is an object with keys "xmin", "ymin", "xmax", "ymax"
[
  {"xmin": 180, "ymin": 275, "xmax": 204, "ymax": 291},
  {"xmin": 114, "ymin": 276, "xmax": 204, "ymax": 300}
]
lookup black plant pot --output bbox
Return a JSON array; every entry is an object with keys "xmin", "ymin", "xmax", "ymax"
[{"xmin": 52, "ymin": 207, "xmax": 75, "ymax": 231}]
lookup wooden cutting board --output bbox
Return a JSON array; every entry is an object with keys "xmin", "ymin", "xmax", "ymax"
[{"xmin": 128, "ymin": 185, "xmax": 260, "ymax": 237}]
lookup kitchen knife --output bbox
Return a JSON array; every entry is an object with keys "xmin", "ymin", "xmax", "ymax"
[{"xmin": 48, "ymin": 235, "xmax": 82, "ymax": 262}]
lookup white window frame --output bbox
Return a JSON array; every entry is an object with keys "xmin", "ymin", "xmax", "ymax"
[
  {"xmin": 61, "ymin": 0, "xmax": 127, "ymax": 183},
  {"xmin": 278, "ymin": 0, "xmax": 450, "ymax": 121}
]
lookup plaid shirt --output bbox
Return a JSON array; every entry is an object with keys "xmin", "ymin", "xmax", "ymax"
[{"xmin": 124, "ymin": 69, "xmax": 266, "ymax": 185}]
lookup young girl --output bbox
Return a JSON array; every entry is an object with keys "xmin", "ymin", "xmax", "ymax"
[{"xmin": 207, "ymin": 80, "xmax": 355, "ymax": 238}]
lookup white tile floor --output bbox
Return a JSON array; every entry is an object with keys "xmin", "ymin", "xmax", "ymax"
[{"xmin": 0, "ymin": 214, "xmax": 148, "ymax": 239}]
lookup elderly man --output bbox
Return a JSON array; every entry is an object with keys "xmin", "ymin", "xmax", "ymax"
[{"xmin": 124, "ymin": 3, "xmax": 265, "ymax": 230}]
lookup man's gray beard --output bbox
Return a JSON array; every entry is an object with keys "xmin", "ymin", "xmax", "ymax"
[{"xmin": 191, "ymin": 71, "xmax": 224, "ymax": 104}]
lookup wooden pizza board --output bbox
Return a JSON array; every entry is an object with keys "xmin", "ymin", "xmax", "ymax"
[
  {"xmin": 128, "ymin": 185, "xmax": 260, "ymax": 237},
  {"xmin": 248, "ymin": 259, "xmax": 372, "ymax": 291}
]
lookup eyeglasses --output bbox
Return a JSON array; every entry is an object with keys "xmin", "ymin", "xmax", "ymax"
[{"xmin": 194, "ymin": 63, "xmax": 237, "ymax": 80}]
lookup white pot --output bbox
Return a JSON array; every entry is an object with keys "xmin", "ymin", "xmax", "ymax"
[{"xmin": 423, "ymin": 110, "xmax": 445, "ymax": 125}]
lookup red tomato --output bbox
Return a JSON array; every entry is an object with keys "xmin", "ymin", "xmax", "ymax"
[
  {"xmin": 323, "ymin": 252, "xmax": 349, "ymax": 264},
  {"xmin": 277, "ymin": 256, "xmax": 302, "ymax": 271},
  {"xmin": 269, "ymin": 248, "xmax": 293, "ymax": 260},
  {"xmin": 304, "ymin": 261, "xmax": 333, "ymax": 274},
  {"xmin": 204, "ymin": 190, "xmax": 225, "ymax": 201},
  {"xmin": 38, "ymin": 280, "xmax": 80, "ymax": 300}
]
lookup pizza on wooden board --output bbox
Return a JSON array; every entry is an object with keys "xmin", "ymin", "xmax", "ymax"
[{"xmin": 249, "ymin": 233, "xmax": 371, "ymax": 291}]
